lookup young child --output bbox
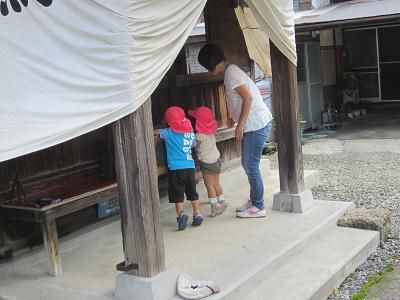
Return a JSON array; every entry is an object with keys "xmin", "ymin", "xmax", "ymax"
[
  {"xmin": 154, "ymin": 106, "xmax": 203, "ymax": 231},
  {"xmin": 189, "ymin": 106, "xmax": 228, "ymax": 217}
]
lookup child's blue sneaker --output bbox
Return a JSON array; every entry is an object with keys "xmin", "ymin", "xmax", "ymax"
[
  {"xmin": 192, "ymin": 213, "xmax": 203, "ymax": 226},
  {"xmin": 177, "ymin": 212, "xmax": 189, "ymax": 231}
]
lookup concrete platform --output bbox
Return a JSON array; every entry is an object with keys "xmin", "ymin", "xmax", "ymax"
[
  {"xmin": 172, "ymin": 201, "xmax": 379, "ymax": 299},
  {"xmin": 0, "ymin": 160, "xmax": 378, "ymax": 300},
  {"xmin": 246, "ymin": 227, "xmax": 379, "ymax": 300},
  {"xmin": 334, "ymin": 108, "xmax": 400, "ymax": 140}
]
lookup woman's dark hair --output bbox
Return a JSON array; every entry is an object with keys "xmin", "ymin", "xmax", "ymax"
[{"xmin": 198, "ymin": 43, "xmax": 225, "ymax": 71}]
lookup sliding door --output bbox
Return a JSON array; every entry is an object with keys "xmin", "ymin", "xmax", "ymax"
[
  {"xmin": 378, "ymin": 26, "xmax": 400, "ymax": 101},
  {"xmin": 344, "ymin": 28, "xmax": 380, "ymax": 101}
]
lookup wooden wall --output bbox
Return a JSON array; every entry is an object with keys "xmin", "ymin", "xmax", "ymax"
[
  {"xmin": 206, "ymin": 0, "xmax": 249, "ymax": 69},
  {"xmin": 0, "ymin": 74, "xmax": 242, "ymax": 202},
  {"xmin": 0, "ymin": 126, "xmax": 114, "ymax": 202},
  {"xmin": 151, "ymin": 69, "xmax": 242, "ymax": 166},
  {"xmin": 178, "ymin": 82, "xmax": 228, "ymax": 127},
  {"xmin": 150, "ymin": 1, "xmax": 248, "ymax": 166}
]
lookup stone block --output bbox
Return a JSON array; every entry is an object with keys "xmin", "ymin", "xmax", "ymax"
[
  {"xmin": 337, "ymin": 208, "xmax": 392, "ymax": 241},
  {"xmin": 281, "ymin": 193, "xmax": 293, "ymax": 212},
  {"xmin": 292, "ymin": 190, "xmax": 314, "ymax": 213},
  {"xmin": 115, "ymin": 268, "xmax": 179, "ymax": 300},
  {"xmin": 273, "ymin": 190, "xmax": 314, "ymax": 213}
]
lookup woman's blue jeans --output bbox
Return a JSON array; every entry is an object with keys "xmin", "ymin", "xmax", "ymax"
[{"xmin": 241, "ymin": 122, "xmax": 272, "ymax": 210}]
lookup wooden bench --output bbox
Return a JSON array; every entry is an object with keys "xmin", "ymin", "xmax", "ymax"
[
  {"xmin": 0, "ymin": 177, "xmax": 118, "ymax": 276},
  {"xmin": 0, "ymin": 156, "xmax": 171, "ymax": 277}
]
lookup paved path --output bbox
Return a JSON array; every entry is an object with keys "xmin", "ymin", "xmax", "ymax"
[
  {"xmin": 302, "ymin": 138, "xmax": 400, "ymax": 155},
  {"xmin": 334, "ymin": 108, "xmax": 400, "ymax": 140}
]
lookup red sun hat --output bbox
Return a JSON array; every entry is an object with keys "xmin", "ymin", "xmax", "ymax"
[
  {"xmin": 164, "ymin": 106, "xmax": 193, "ymax": 133},
  {"xmin": 188, "ymin": 106, "xmax": 218, "ymax": 135}
]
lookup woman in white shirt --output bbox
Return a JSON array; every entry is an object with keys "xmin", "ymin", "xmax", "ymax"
[{"xmin": 198, "ymin": 43, "xmax": 273, "ymax": 218}]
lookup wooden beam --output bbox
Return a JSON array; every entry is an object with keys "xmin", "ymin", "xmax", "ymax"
[
  {"xmin": 112, "ymin": 99, "xmax": 166, "ymax": 278},
  {"xmin": 270, "ymin": 42, "xmax": 305, "ymax": 195},
  {"xmin": 41, "ymin": 218, "xmax": 62, "ymax": 276}
]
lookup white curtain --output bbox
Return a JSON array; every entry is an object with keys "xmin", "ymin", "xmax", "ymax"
[
  {"xmin": 234, "ymin": 7, "xmax": 272, "ymax": 77},
  {"xmin": 126, "ymin": 0, "xmax": 208, "ymax": 113},
  {"xmin": 0, "ymin": 0, "xmax": 206, "ymax": 162},
  {"xmin": 246, "ymin": 0, "xmax": 297, "ymax": 66},
  {"xmin": 0, "ymin": 0, "xmax": 295, "ymax": 162}
]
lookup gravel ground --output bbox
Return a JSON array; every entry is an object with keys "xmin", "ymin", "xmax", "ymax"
[{"xmin": 269, "ymin": 148, "xmax": 400, "ymax": 300}]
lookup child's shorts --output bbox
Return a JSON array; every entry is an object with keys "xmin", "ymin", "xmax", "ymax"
[
  {"xmin": 168, "ymin": 168, "xmax": 199, "ymax": 203},
  {"xmin": 199, "ymin": 158, "xmax": 222, "ymax": 175}
]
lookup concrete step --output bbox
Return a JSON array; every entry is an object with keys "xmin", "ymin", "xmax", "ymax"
[
  {"xmin": 246, "ymin": 227, "xmax": 380, "ymax": 300},
  {"xmin": 169, "ymin": 200, "xmax": 359, "ymax": 300}
]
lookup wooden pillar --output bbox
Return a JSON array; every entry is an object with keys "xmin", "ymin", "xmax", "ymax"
[
  {"xmin": 41, "ymin": 218, "xmax": 62, "ymax": 276},
  {"xmin": 270, "ymin": 42, "xmax": 305, "ymax": 195},
  {"xmin": 112, "ymin": 99, "xmax": 166, "ymax": 278}
]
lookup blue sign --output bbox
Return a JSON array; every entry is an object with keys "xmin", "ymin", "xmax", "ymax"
[{"xmin": 97, "ymin": 197, "xmax": 120, "ymax": 218}]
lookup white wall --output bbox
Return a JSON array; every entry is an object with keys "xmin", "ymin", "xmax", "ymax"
[
  {"xmin": 320, "ymin": 29, "xmax": 333, "ymax": 47},
  {"xmin": 319, "ymin": 28, "xmax": 344, "ymax": 89}
]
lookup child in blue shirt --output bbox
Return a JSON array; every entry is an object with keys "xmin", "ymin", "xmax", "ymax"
[{"xmin": 154, "ymin": 106, "xmax": 203, "ymax": 231}]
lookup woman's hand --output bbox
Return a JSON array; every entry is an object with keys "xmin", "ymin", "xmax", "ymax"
[
  {"xmin": 227, "ymin": 117, "xmax": 235, "ymax": 128},
  {"xmin": 234, "ymin": 84, "xmax": 252, "ymax": 141},
  {"xmin": 235, "ymin": 122, "xmax": 244, "ymax": 141}
]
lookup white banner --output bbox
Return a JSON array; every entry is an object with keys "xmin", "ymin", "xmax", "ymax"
[
  {"xmin": 246, "ymin": 0, "xmax": 297, "ymax": 65},
  {"xmin": 0, "ymin": 0, "xmax": 206, "ymax": 162},
  {"xmin": 0, "ymin": 0, "xmax": 295, "ymax": 162}
]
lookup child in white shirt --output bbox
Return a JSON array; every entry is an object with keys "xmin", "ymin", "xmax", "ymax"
[{"xmin": 189, "ymin": 107, "xmax": 228, "ymax": 217}]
